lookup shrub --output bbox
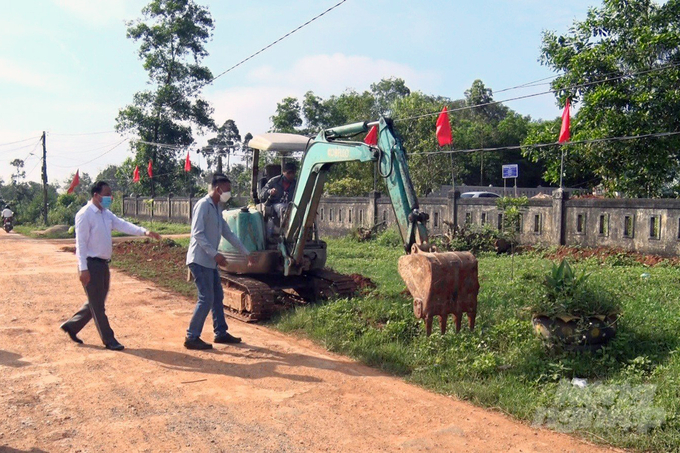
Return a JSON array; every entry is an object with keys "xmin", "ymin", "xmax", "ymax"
[
  {"xmin": 376, "ymin": 227, "xmax": 403, "ymax": 248},
  {"xmin": 529, "ymin": 259, "xmax": 620, "ymax": 317}
]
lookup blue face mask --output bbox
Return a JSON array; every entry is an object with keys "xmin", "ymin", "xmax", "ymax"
[{"xmin": 100, "ymin": 196, "xmax": 112, "ymax": 209}]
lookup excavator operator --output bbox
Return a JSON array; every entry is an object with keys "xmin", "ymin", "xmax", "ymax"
[
  {"xmin": 260, "ymin": 161, "xmax": 297, "ymax": 205},
  {"xmin": 259, "ymin": 161, "xmax": 297, "ymax": 237}
]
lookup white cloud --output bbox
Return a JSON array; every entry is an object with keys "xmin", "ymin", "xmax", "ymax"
[
  {"xmin": 207, "ymin": 53, "xmax": 440, "ymax": 137},
  {"xmin": 248, "ymin": 53, "xmax": 440, "ymax": 95},
  {"xmin": 51, "ymin": 0, "xmax": 140, "ymax": 27},
  {"xmin": 0, "ymin": 59, "xmax": 51, "ymax": 89}
]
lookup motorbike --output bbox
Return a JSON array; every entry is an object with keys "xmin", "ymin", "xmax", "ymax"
[{"xmin": 3, "ymin": 217, "xmax": 13, "ymax": 233}]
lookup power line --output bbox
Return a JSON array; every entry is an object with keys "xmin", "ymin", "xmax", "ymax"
[
  {"xmin": 409, "ymin": 131, "xmax": 680, "ymax": 156},
  {"xmin": 50, "ymin": 130, "xmax": 117, "ymax": 136},
  {"xmin": 48, "ymin": 139, "xmax": 129, "ymax": 168},
  {"xmin": 494, "ymin": 74, "xmax": 561, "ymax": 94},
  {"xmin": 172, "ymin": 0, "xmax": 348, "ymax": 105},
  {"xmin": 0, "ymin": 140, "xmax": 43, "ymax": 155},
  {"xmin": 0, "ymin": 136, "xmax": 40, "ymax": 147},
  {"xmin": 395, "ymin": 61, "xmax": 680, "ymax": 123}
]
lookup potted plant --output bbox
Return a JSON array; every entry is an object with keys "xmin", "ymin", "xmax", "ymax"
[{"xmin": 530, "ymin": 259, "xmax": 620, "ymax": 351}]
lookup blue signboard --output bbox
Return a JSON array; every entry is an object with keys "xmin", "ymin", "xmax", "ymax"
[{"xmin": 502, "ymin": 164, "xmax": 518, "ymax": 179}]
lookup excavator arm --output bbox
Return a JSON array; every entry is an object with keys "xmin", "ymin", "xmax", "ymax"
[{"xmin": 280, "ymin": 118, "xmax": 430, "ymax": 276}]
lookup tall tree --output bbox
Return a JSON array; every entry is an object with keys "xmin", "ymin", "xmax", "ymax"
[
  {"xmin": 9, "ymin": 159, "xmax": 25, "ymax": 185},
  {"xmin": 270, "ymin": 97, "xmax": 303, "ymax": 133},
  {"xmin": 116, "ymin": 0, "xmax": 216, "ymax": 197},
  {"xmin": 204, "ymin": 119, "xmax": 241, "ymax": 173},
  {"xmin": 370, "ymin": 77, "xmax": 410, "ymax": 116},
  {"xmin": 539, "ymin": 0, "xmax": 680, "ymax": 197},
  {"xmin": 62, "ymin": 172, "xmax": 92, "ymax": 196}
]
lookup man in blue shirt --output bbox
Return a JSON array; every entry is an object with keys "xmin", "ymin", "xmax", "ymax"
[{"xmin": 185, "ymin": 174, "xmax": 254, "ymax": 350}]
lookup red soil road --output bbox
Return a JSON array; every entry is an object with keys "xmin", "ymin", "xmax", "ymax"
[{"xmin": 0, "ymin": 232, "xmax": 619, "ymax": 452}]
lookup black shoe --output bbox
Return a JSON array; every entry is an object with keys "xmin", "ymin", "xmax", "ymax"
[
  {"xmin": 105, "ymin": 340, "xmax": 125, "ymax": 351},
  {"xmin": 60, "ymin": 323, "xmax": 83, "ymax": 344},
  {"xmin": 214, "ymin": 332, "xmax": 241, "ymax": 344},
  {"xmin": 184, "ymin": 337, "xmax": 213, "ymax": 350}
]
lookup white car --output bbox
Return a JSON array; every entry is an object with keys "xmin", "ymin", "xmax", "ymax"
[{"xmin": 460, "ymin": 191, "xmax": 500, "ymax": 198}]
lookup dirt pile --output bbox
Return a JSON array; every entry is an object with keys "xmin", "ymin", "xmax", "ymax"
[{"xmin": 543, "ymin": 246, "xmax": 680, "ymax": 267}]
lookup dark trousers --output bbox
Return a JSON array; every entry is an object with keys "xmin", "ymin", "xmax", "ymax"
[{"xmin": 63, "ymin": 258, "xmax": 115, "ymax": 345}]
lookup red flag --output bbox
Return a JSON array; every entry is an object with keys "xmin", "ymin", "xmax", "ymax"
[
  {"xmin": 364, "ymin": 125, "xmax": 378, "ymax": 146},
  {"xmin": 147, "ymin": 160, "xmax": 153, "ymax": 178},
  {"xmin": 133, "ymin": 165, "xmax": 140, "ymax": 183},
  {"xmin": 559, "ymin": 99, "xmax": 570, "ymax": 143},
  {"xmin": 184, "ymin": 151, "xmax": 191, "ymax": 172},
  {"xmin": 436, "ymin": 106, "xmax": 452, "ymax": 146},
  {"xmin": 67, "ymin": 170, "xmax": 80, "ymax": 194}
]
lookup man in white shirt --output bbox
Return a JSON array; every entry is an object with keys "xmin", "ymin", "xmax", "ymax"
[
  {"xmin": 2, "ymin": 206, "xmax": 13, "ymax": 221},
  {"xmin": 60, "ymin": 181, "xmax": 161, "ymax": 351}
]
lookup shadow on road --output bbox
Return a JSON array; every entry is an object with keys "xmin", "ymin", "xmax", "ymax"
[
  {"xmin": 121, "ymin": 344, "xmax": 369, "ymax": 382},
  {"xmin": 0, "ymin": 350, "xmax": 30, "ymax": 368},
  {"xmin": 0, "ymin": 447, "xmax": 48, "ymax": 453}
]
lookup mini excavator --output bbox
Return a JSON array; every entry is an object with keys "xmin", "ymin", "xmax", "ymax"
[{"xmin": 217, "ymin": 118, "xmax": 479, "ymax": 334}]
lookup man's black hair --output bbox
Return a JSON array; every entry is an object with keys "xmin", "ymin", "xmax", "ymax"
[
  {"xmin": 211, "ymin": 173, "xmax": 231, "ymax": 187},
  {"xmin": 91, "ymin": 181, "xmax": 109, "ymax": 196},
  {"xmin": 283, "ymin": 161, "xmax": 297, "ymax": 173}
]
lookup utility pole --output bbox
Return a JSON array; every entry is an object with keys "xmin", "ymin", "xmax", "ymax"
[{"xmin": 41, "ymin": 131, "xmax": 48, "ymax": 225}]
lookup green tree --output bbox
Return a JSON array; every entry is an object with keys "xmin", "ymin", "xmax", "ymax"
[
  {"xmin": 62, "ymin": 172, "xmax": 92, "ymax": 196},
  {"xmin": 270, "ymin": 97, "xmax": 302, "ymax": 133},
  {"xmin": 116, "ymin": 0, "xmax": 216, "ymax": 197},
  {"xmin": 204, "ymin": 119, "xmax": 241, "ymax": 173},
  {"xmin": 96, "ymin": 165, "xmax": 131, "ymax": 195},
  {"xmin": 539, "ymin": 0, "xmax": 680, "ymax": 197},
  {"xmin": 9, "ymin": 159, "xmax": 25, "ymax": 185},
  {"xmin": 370, "ymin": 77, "xmax": 410, "ymax": 116}
]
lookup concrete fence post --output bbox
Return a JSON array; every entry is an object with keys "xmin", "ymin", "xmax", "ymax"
[
  {"xmin": 134, "ymin": 194, "xmax": 139, "ymax": 217},
  {"xmin": 447, "ymin": 189, "xmax": 460, "ymax": 229},
  {"xmin": 552, "ymin": 189, "xmax": 568, "ymax": 246},
  {"xmin": 167, "ymin": 194, "xmax": 172, "ymax": 222},
  {"xmin": 368, "ymin": 191, "xmax": 380, "ymax": 226}
]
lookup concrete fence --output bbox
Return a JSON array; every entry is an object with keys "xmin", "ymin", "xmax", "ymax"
[{"xmin": 123, "ymin": 191, "xmax": 680, "ymax": 256}]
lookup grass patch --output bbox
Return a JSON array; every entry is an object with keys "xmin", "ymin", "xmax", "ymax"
[
  {"xmin": 131, "ymin": 220, "xmax": 191, "ymax": 235},
  {"xmin": 272, "ymin": 239, "xmax": 680, "ymax": 451},
  {"xmin": 108, "ymin": 234, "xmax": 680, "ymax": 450},
  {"xmin": 13, "ymin": 220, "xmax": 189, "ymax": 239},
  {"xmin": 13, "ymin": 224, "xmax": 73, "ymax": 239}
]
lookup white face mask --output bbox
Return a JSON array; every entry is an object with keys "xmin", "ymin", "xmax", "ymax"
[{"xmin": 219, "ymin": 190, "xmax": 232, "ymax": 203}]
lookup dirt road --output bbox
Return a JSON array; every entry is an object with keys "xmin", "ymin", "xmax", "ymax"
[{"xmin": 0, "ymin": 232, "xmax": 617, "ymax": 452}]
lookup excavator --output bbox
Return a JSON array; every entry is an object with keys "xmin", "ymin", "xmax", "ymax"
[{"xmin": 217, "ymin": 118, "xmax": 479, "ymax": 335}]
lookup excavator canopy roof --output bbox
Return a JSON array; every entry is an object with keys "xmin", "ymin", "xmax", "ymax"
[{"xmin": 248, "ymin": 133, "xmax": 312, "ymax": 153}]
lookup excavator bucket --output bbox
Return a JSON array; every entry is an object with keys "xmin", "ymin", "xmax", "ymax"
[{"xmin": 398, "ymin": 247, "xmax": 479, "ymax": 336}]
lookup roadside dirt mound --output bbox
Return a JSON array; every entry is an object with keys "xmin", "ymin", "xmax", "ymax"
[
  {"xmin": 349, "ymin": 273, "xmax": 377, "ymax": 292},
  {"xmin": 113, "ymin": 238, "xmax": 186, "ymax": 264},
  {"xmin": 543, "ymin": 246, "xmax": 680, "ymax": 267}
]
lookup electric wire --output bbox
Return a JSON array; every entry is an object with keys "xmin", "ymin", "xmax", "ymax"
[
  {"xmin": 50, "ymin": 130, "xmax": 118, "ymax": 136},
  {"xmin": 409, "ymin": 131, "xmax": 680, "ymax": 156},
  {"xmin": 171, "ymin": 0, "xmax": 348, "ymax": 105},
  {"xmin": 0, "ymin": 136, "xmax": 40, "ymax": 147},
  {"xmin": 48, "ymin": 139, "xmax": 129, "ymax": 168},
  {"xmin": 395, "ymin": 61, "xmax": 680, "ymax": 123}
]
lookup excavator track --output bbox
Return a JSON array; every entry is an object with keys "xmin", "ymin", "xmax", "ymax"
[
  {"xmin": 218, "ymin": 268, "xmax": 358, "ymax": 322},
  {"xmin": 219, "ymin": 272, "xmax": 276, "ymax": 322}
]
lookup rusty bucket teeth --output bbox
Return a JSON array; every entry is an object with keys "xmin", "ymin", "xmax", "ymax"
[{"xmin": 398, "ymin": 249, "xmax": 480, "ymax": 336}]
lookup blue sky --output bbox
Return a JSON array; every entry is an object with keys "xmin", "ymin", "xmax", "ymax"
[{"xmin": 0, "ymin": 0, "xmax": 598, "ymax": 186}]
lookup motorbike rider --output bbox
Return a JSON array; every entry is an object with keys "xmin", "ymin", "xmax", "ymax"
[{"xmin": 2, "ymin": 205, "xmax": 13, "ymax": 225}]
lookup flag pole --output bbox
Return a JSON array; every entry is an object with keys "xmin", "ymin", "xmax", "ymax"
[{"xmin": 559, "ymin": 147, "xmax": 565, "ymax": 189}]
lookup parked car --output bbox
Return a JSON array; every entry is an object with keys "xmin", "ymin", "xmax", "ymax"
[{"xmin": 460, "ymin": 191, "xmax": 501, "ymax": 198}]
